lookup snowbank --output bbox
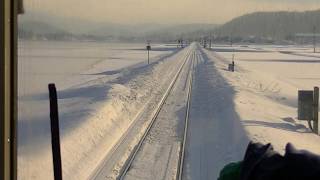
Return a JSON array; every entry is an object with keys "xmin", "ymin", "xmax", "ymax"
[{"xmin": 18, "ymin": 41, "xmax": 187, "ymax": 180}]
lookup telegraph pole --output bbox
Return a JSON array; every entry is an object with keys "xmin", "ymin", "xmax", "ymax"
[
  {"xmin": 313, "ymin": 26, "xmax": 316, "ymax": 53},
  {"xmin": 209, "ymin": 33, "xmax": 212, "ymax": 49},
  {"xmin": 148, "ymin": 48, "xmax": 150, "ymax": 64}
]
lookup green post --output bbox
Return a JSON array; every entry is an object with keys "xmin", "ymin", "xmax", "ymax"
[{"xmin": 314, "ymin": 87, "xmax": 319, "ymax": 134}]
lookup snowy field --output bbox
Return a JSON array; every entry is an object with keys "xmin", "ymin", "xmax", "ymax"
[
  {"xmin": 17, "ymin": 41, "xmax": 320, "ymax": 180},
  {"xmin": 210, "ymin": 44, "xmax": 320, "ymax": 163},
  {"xmin": 183, "ymin": 44, "xmax": 320, "ymax": 180},
  {"xmin": 18, "ymin": 40, "xmax": 180, "ymax": 179},
  {"xmin": 18, "ymin": 41, "xmax": 177, "ymax": 95}
]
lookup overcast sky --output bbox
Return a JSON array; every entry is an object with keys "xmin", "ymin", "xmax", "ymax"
[{"xmin": 25, "ymin": 0, "xmax": 320, "ymax": 24}]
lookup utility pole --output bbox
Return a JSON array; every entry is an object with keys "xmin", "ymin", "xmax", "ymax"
[
  {"xmin": 209, "ymin": 33, "xmax": 212, "ymax": 49},
  {"xmin": 177, "ymin": 39, "xmax": 182, "ymax": 48},
  {"xmin": 148, "ymin": 48, "xmax": 150, "ymax": 64},
  {"xmin": 313, "ymin": 26, "xmax": 316, "ymax": 53},
  {"xmin": 230, "ymin": 32, "xmax": 232, "ymax": 47},
  {"xmin": 203, "ymin": 36, "xmax": 207, "ymax": 48}
]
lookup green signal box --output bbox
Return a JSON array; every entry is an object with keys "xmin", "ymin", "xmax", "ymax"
[
  {"xmin": 298, "ymin": 90, "xmax": 314, "ymax": 120},
  {"xmin": 298, "ymin": 87, "xmax": 319, "ymax": 135}
]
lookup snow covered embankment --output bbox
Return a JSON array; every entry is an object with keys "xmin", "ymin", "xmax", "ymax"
[
  {"xmin": 18, "ymin": 46, "xmax": 189, "ymax": 180},
  {"xmin": 61, "ymin": 48, "xmax": 189, "ymax": 179}
]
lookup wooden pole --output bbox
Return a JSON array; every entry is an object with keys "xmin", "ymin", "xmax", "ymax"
[
  {"xmin": 48, "ymin": 84, "xmax": 63, "ymax": 180},
  {"xmin": 314, "ymin": 87, "xmax": 319, "ymax": 134},
  {"xmin": 313, "ymin": 26, "xmax": 316, "ymax": 53}
]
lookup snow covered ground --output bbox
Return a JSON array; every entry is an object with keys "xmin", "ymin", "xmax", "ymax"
[
  {"xmin": 183, "ymin": 45, "xmax": 249, "ymax": 180},
  {"xmin": 18, "ymin": 40, "xmax": 180, "ymax": 180},
  {"xmin": 124, "ymin": 44, "xmax": 194, "ymax": 180},
  {"xmin": 183, "ymin": 44, "xmax": 320, "ymax": 179},
  {"xmin": 18, "ymin": 40, "xmax": 320, "ymax": 180},
  {"xmin": 211, "ymin": 45, "xmax": 320, "ymax": 154}
]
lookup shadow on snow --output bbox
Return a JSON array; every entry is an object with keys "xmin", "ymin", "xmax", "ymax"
[{"xmin": 183, "ymin": 47, "xmax": 249, "ymax": 179}]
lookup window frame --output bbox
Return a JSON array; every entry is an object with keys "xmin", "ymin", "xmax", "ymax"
[{"xmin": 1, "ymin": 0, "xmax": 18, "ymax": 179}]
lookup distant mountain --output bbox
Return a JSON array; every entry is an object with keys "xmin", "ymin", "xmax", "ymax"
[
  {"xmin": 18, "ymin": 11, "xmax": 218, "ymax": 42},
  {"xmin": 18, "ymin": 21, "xmax": 66, "ymax": 34},
  {"xmin": 215, "ymin": 9, "xmax": 320, "ymax": 40},
  {"xmin": 18, "ymin": 11, "xmax": 101, "ymax": 35}
]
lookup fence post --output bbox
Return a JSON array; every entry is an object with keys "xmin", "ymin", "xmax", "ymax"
[{"xmin": 48, "ymin": 84, "xmax": 63, "ymax": 180}]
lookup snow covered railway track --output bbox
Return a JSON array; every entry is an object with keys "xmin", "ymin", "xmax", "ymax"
[
  {"xmin": 118, "ymin": 47, "xmax": 195, "ymax": 180},
  {"xmin": 177, "ymin": 51, "xmax": 194, "ymax": 180}
]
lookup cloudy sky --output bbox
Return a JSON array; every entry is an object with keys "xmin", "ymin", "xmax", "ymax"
[{"xmin": 25, "ymin": 0, "xmax": 320, "ymax": 24}]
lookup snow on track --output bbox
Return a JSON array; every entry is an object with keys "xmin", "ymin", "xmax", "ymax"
[
  {"xmin": 92, "ymin": 45, "xmax": 193, "ymax": 180},
  {"xmin": 183, "ymin": 44, "xmax": 249, "ymax": 180},
  {"xmin": 122, "ymin": 44, "xmax": 196, "ymax": 180}
]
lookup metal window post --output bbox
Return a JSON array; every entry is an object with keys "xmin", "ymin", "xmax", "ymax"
[
  {"xmin": 1, "ymin": 0, "xmax": 18, "ymax": 179},
  {"xmin": 0, "ymin": 0, "xmax": 9, "ymax": 178}
]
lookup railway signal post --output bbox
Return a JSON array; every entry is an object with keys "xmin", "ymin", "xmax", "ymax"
[{"xmin": 146, "ymin": 42, "xmax": 151, "ymax": 65}]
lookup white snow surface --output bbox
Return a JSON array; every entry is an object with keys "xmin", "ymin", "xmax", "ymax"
[
  {"xmin": 18, "ymin": 40, "xmax": 180, "ymax": 180},
  {"xmin": 124, "ymin": 45, "xmax": 195, "ymax": 180},
  {"xmin": 183, "ymin": 44, "xmax": 320, "ymax": 180},
  {"xmin": 183, "ymin": 45, "xmax": 249, "ymax": 180},
  {"xmin": 192, "ymin": 45, "xmax": 320, "ymax": 179},
  {"xmin": 18, "ymin": 41, "xmax": 320, "ymax": 180},
  {"xmin": 212, "ymin": 45, "xmax": 320, "ymax": 154}
]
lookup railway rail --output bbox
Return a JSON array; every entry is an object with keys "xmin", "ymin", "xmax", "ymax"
[{"xmin": 118, "ymin": 48, "xmax": 195, "ymax": 180}]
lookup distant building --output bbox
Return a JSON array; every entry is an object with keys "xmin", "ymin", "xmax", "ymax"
[{"xmin": 295, "ymin": 33, "xmax": 320, "ymax": 44}]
